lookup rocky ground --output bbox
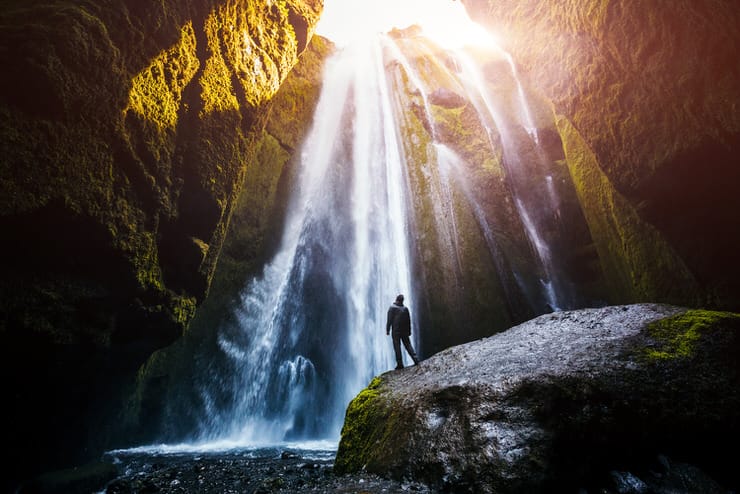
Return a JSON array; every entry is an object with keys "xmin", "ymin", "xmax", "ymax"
[
  {"xmin": 19, "ymin": 304, "xmax": 740, "ymax": 494},
  {"xmin": 103, "ymin": 448, "xmax": 431, "ymax": 494},
  {"xmin": 19, "ymin": 447, "xmax": 433, "ymax": 494},
  {"xmin": 21, "ymin": 445, "xmax": 733, "ymax": 494}
]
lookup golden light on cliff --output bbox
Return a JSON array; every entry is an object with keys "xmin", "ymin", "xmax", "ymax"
[{"xmin": 316, "ymin": 0, "xmax": 500, "ymax": 48}]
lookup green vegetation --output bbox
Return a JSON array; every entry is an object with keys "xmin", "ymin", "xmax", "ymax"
[
  {"xmin": 557, "ymin": 116, "xmax": 700, "ymax": 306},
  {"xmin": 335, "ymin": 376, "xmax": 396, "ymax": 474},
  {"xmin": 127, "ymin": 22, "xmax": 200, "ymax": 129},
  {"xmin": 644, "ymin": 309, "xmax": 740, "ymax": 360}
]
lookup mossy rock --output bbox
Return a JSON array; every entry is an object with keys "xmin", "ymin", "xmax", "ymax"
[
  {"xmin": 642, "ymin": 309, "xmax": 740, "ymax": 361},
  {"xmin": 335, "ymin": 304, "xmax": 740, "ymax": 493}
]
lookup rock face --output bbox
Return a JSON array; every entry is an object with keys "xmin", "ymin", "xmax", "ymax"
[
  {"xmin": 462, "ymin": 0, "xmax": 740, "ymax": 308},
  {"xmin": 119, "ymin": 34, "xmax": 335, "ymax": 445},
  {"xmin": 0, "ymin": 0, "xmax": 321, "ymax": 486},
  {"xmin": 335, "ymin": 305, "xmax": 740, "ymax": 493},
  {"xmin": 385, "ymin": 28, "xmax": 608, "ymax": 355}
]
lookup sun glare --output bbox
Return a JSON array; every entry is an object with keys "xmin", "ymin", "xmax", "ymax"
[{"xmin": 315, "ymin": 0, "xmax": 499, "ymax": 49}]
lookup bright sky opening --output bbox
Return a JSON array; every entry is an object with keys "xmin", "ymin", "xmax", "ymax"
[{"xmin": 314, "ymin": 0, "xmax": 498, "ymax": 49}]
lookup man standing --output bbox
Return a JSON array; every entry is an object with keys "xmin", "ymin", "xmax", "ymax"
[{"xmin": 386, "ymin": 294, "xmax": 420, "ymax": 370}]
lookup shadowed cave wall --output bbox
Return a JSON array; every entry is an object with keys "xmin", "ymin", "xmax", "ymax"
[
  {"xmin": 462, "ymin": 0, "xmax": 740, "ymax": 308},
  {"xmin": 128, "ymin": 0, "xmax": 740, "ymax": 447},
  {"xmin": 0, "ymin": 0, "xmax": 322, "ymax": 486}
]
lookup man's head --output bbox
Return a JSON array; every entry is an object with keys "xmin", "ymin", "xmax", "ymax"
[{"xmin": 395, "ymin": 294, "xmax": 404, "ymax": 304}]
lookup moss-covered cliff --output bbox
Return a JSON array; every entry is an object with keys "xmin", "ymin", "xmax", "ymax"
[
  {"xmin": 462, "ymin": 0, "xmax": 740, "ymax": 309},
  {"xmin": 385, "ymin": 30, "xmax": 607, "ymax": 355},
  {"xmin": 0, "ymin": 0, "xmax": 321, "ymax": 486},
  {"xmin": 120, "ymin": 34, "xmax": 334, "ymax": 445},
  {"xmin": 389, "ymin": 43, "xmax": 524, "ymax": 353}
]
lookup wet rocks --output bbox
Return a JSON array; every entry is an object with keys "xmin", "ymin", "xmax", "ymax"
[
  {"xmin": 428, "ymin": 88, "xmax": 467, "ymax": 109},
  {"xmin": 97, "ymin": 449, "xmax": 431, "ymax": 494}
]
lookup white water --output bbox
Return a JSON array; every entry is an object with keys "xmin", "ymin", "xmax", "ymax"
[
  {"xmin": 194, "ymin": 37, "xmax": 415, "ymax": 446},
  {"xmin": 433, "ymin": 142, "xmax": 529, "ymax": 305},
  {"xmin": 172, "ymin": 9, "xmax": 584, "ymax": 450},
  {"xmin": 502, "ymin": 51, "xmax": 539, "ymax": 144},
  {"xmin": 449, "ymin": 49, "xmax": 566, "ymax": 311},
  {"xmin": 381, "ymin": 33, "xmax": 569, "ymax": 312}
]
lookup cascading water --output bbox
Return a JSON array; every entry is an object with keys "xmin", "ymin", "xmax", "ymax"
[
  {"xmin": 383, "ymin": 28, "xmax": 577, "ymax": 314},
  {"xmin": 172, "ymin": 3, "xmax": 595, "ymax": 450},
  {"xmin": 449, "ymin": 48, "xmax": 573, "ymax": 311},
  {"xmin": 194, "ymin": 37, "xmax": 415, "ymax": 446}
]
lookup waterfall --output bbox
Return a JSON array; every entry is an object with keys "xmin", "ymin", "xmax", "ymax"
[
  {"xmin": 177, "ymin": 6, "xmax": 591, "ymax": 449},
  {"xmin": 450, "ymin": 48, "xmax": 572, "ymax": 311},
  {"xmin": 194, "ymin": 36, "xmax": 415, "ymax": 446},
  {"xmin": 383, "ymin": 31, "xmax": 576, "ymax": 313}
]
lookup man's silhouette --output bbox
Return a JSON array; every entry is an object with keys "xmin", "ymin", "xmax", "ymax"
[{"xmin": 386, "ymin": 294, "xmax": 420, "ymax": 370}]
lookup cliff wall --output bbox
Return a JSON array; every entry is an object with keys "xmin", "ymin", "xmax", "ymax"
[
  {"xmin": 121, "ymin": 34, "xmax": 334, "ymax": 446},
  {"xmin": 0, "ymin": 0, "xmax": 321, "ymax": 485},
  {"xmin": 462, "ymin": 0, "xmax": 740, "ymax": 308}
]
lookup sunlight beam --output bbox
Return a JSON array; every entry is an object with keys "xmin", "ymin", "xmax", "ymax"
[{"xmin": 315, "ymin": 0, "xmax": 500, "ymax": 49}]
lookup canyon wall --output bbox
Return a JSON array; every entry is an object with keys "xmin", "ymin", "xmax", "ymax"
[
  {"xmin": 3, "ymin": 0, "xmax": 740, "ymax": 487},
  {"xmin": 122, "ymin": 34, "xmax": 334, "ymax": 446},
  {"xmin": 462, "ymin": 0, "xmax": 740, "ymax": 308},
  {"xmin": 0, "ymin": 0, "xmax": 322, "ymax": 485}
]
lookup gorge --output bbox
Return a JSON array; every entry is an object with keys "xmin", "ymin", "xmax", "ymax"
[{"xmin": 1, "ymin": 0, "xmax": 739, "ymax": 491}]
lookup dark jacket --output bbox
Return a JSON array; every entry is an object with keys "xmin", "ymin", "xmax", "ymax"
[{"xmin": 386, "ymin": 302, "xmax": 411, "ymax": 335}]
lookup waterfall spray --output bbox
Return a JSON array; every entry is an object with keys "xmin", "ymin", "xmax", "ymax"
[
  {"xmin": 194, "ymin": 37, "xmax": 416, "ymax": 446},
  {"xmin": 183, "ymin": 7, "xmax": 587, "ymax": 449}
]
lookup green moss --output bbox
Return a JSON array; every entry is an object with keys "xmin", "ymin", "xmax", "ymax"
[
  {"xmin": 335, "ymin": 377, "xmax": 389, "ymax": 473},
  {"xmin": 215, "ymin": 0, "xmax": 303, "ymax": 108},
  {"xmin": 171, "ymin": 295, "xmax": 197, "ymax": 325},
  {"xmin": 201, "ymin": 14, "xmax": 239, "ymax": 115},
  {"xmin": 132, "ymin": 232, "xmax": 165, "ymax": 292},
  {"xmin": 644, "ymin": 309, "xmax": 740, "ymax": 360},
  {"xmin": 266, "ymin": 35, "xmax": 334, "ymax": 147},
  {"xmin": 335, "ymin": 376, "xmax": 421, "ymax": 476},
  {"xmin": 557, "ymin": 115, "xmax": 699, "ymax": 305},
  {"xmin": 127, "ymin": 22, "xmax": 199, "ymax": 129}
]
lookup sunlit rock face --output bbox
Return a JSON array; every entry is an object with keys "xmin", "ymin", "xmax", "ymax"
[
  {"xmin": 462, "ymin": 0, "xmax": 740, "ymax": 308},
  {"xmin": 335, "ymin": 305, "xmax": 740, "ymax": 492},
  {"xmin": 121, "ymin": 34, "xmax": 336, "ymax": 447},
  {"xmin": 0, "ymin": 0, "xmax": 321, "ymax": 484},
  {"xmin": 384, "ymin": 28, "xmax": 603, "ymax": 354}
]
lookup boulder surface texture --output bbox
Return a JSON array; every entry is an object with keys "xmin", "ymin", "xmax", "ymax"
[{"xmin": 335, "ymin": 304, "xmax": 740, "ymax": 493}]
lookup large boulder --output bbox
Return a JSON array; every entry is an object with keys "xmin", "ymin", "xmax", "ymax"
[{"xmin": 335, "ymin": 304, "xmax": 740, "ymax": 493}]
